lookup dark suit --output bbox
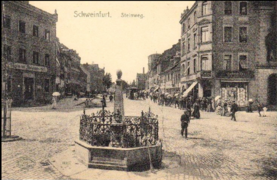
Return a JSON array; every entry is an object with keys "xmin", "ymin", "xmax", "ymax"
[
  {"xmin": 181, "ymin": 113, "xmax": 190, "ymax": 138},
  {"xmin": 231, "ymin": 103, "xmax": 238, "ymax": 121}
]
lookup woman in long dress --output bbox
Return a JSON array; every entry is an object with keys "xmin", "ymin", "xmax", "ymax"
[{"xmin": 51, "ymin": 97, "xmax": 57, "ymax": 109}]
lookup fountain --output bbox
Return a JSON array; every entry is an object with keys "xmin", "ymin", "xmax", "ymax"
[{"xmin": 75, "ymin": 70, "xmax": 162, "ymax": 171}]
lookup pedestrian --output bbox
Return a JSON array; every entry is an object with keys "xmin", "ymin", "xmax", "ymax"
[
  {"xmin": 222, "ymin": 101, "xmax": 228, "ymax": 116},
  {"xmin": 257, "ymin": 103, "xmax": 262, "ymax": 117},
  {"xmin": 230, "ymin": 101, "xmax": 238, "ymax": 121},
  {"xmin": 109, "ymin": 94, "xmax": 113, "ymax": 102},
  {"xmin": 51, "ymin": 96, "xmax": 57, "ymax": 109},
  {"xmin": 262, "ymin": 106, "xmax": 268, "ymax": 117},
  {"xmin": 180, "ymin": 109, "xmax": 190, "ymax": 138},
  {"xmin": 192, "ymin": 100, "xmax": 200, "ymax": 119}
]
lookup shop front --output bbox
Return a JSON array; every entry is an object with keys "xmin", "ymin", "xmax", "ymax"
[{"xmin": 220, "ymin": 82, "xmax": 248, "ymax": 107}]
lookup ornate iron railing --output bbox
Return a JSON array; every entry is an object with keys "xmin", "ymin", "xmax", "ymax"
[{"xmin": 79, "ymin": 110, "xmax": 159, "ymax": 148}]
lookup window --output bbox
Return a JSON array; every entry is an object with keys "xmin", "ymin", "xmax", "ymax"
[
  {"xmin": 201, "ymin": 55, "xmax": 210, "ymax": 70},
  {"xmin": 188, "ymin": 18, "xmax": 190, "ymax": 29},
  {"xmin": 4, "ymin": 45, "xmax": 12, "ymax": 61},
  {"xmin": 182, "ymin": 42, "xmax": 186, "ymax": 55},
  {"xmin": 187, "ymin": 62, "xmax": 190, "ymax": 75},
  {"xmin": 224, "ymin": 26, "xmax": 232, "ymax": 42},
  {"xmin": 7, "ymin": 76, "xmax": 12, "ymax": 92},
  {"xmin": 223, "ymin": 55, "xmax": 232, "ymax": 71},
  {"xmin": 19, "ymin": 20, "xmax": 26, "ymax": 33},
  {"xmin": 239, "ymin": 27, "xmax": 248, "ymax": 42},
  {"xmin": 194, "ymin": 11, "xmax": 197, "ymax": 24},
  {"xmin": 240, "ymin": 2, "xmax": 247, "ymax": 15},
  {"xmin": 202, "ymin": 1, "xmax": 208, "ymax": 16},
  {"xmin": 44, "ymin": 79, "xmax": 50, "ymax": 92},
  {"xmin": 188, "ymin": 38, "xmax": 190, "ymax": 52},
  {"xmin": 45, "ymin": 54, "xmax": 50, "ymax": 66},
  {"xmin": 182, "ymin": 23, "xmax": 186, "ymax": 34},
  {"xmin": 193, "ymin": 33, "xmax": 197, "ymax": 48},
  {"xmin": 201, "ymin": 26, "xmax": 209, "ymax": 43},
  {"xmin": 239, "ymin": 54, "xmax": 248, "ymax": 70},
  {"xmin": 182, "ymin": 64, "xmax": 185, "ymax": 74},
  {"xmin": 33, "ymin": 51, "xmax": 39, "ymax": 64},
  {"xmin": 45, "ymin": 30, "xmax": 50, "ymax": 40},
  {"xmin": 3, "ymin": 16, "xmax": 11, "ymax": 29},
  {"xmin": 33, "ymin": 25, "xmax": 39, "ymax": 37},
  {"xmin": 19, "ymin": 48, "xmax": 26, "ymax": 62},
  {"xmin": 224, "ymin": 2, "xmax": 232, "ymax": 15},
  {"xmin": 193, "ymin": 59, "xmax": 197, "ymax": 73}
]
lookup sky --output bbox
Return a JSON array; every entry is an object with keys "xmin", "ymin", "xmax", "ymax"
[{"xmin": 30, "ymin": 1, "xmax": 195, "ymax": 83}]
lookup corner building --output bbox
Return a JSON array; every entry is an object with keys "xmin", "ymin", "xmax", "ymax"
[
  {"xmin": 2, "ymin": 1, "xmax": 58, "ymax": 106},
  {"xmin": 180, "ymin": 1, "xmax": 277, "ymax": 107}
]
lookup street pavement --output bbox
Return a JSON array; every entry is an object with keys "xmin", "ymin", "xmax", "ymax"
[{"xmin": 2, "ymin": 97, "xmax": 277, "ymax": 180}]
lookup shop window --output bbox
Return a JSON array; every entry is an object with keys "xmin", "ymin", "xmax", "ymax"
[
  {"xmin": 239, "ymin": 27, "xmax": 248, "ymax": 43},
  {"xmin": 240, "ymin": 2, "xmax": 247, "ymax": 15},
  {"xmin": 4, "ymin": 45, "xmax": 12, "ymax": 61},
  {"xmin": 201, "ymin": 55, "xmax": 211, "ymax": 71},
  {"xmin": 45, "ymin": 54, "xmax": 50, "ymax": 66},
  {"xmin": 19, "ymin": 20, "xmax": 26, "ymax": 33},
  {"xmin": 201, "ymin": 26, "xmax": 209, "ymax": 43},
  {"xmin": 223, "ymin": 54, "xmax": 232, "ymax": 71},
  {"xmin": 224, "ymin": 26, "xmax": 232, "ymax": 42},
  {"xmin": 202, "ymin": 1, "xmax": 208, "ymax": 16},
  {"xmin": 45, "ymin": 29, "xmax": 50, "ymax": 40},
  {"xmin": 33, "ymin": 51, "xmax": 39, "ymax": 64},
  {"xmin": 3, "ymin": 16, "xmax": 11, "ymax": 29},
  {"xmin": 221, "ymin": 82, "xmax": 248, "ymax": 106},
  {"xmin": 224, "ymin": 2, "xmax": 232, "ymax": 15},
  {"xmin": 33, "ymin": 25, "xmax": 39, "ymax": 37},
  {"xmin": 44, "ymin": 79, "xmax": 50, "ymax": 92},
  {"xmin": 19, "ymin": 48, "xmax": 26, "ymax": 62},
  {"xmin": 239, "ymin": 55, "xmax": 248, "ymax": 70}
]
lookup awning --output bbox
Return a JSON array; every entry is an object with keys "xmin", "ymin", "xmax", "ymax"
[
  {"xmin": 182, "ymin": 81, "xmax": 198, "ymax": 97},
  {"xmin": 154, "ymin": 87, "xmax": 160, "ymax": 92}
]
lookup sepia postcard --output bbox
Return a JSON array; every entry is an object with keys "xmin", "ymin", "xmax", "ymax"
[{"xmin": 1, "ymin": 1, "xmax": 277, "ymax": 180}]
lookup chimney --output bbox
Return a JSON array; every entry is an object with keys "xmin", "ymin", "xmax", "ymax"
[{"xmin": 143, "ymin": 67, "xmax": 145, "ymax": 74}]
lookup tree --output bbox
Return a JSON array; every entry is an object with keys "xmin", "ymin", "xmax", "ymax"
[{"xmin": 103, "ymin": 73, "xmax": 112, "ymax": 89}]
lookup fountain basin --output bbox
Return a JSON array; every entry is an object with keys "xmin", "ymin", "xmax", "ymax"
[{"xmin": 75, "ymin": 139, "xmax": 162, "ymax": 171}]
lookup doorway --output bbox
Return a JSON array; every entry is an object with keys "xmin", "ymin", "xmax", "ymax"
[
  {"xmin": 268, "ymin": 74, "xmax": 277, "ymax": 105},
  {"xmin": 24, "ymin": 78, "xmax": 34, "ymax": 100}
]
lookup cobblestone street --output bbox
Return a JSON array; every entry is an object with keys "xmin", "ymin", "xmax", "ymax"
[{"xmin": 2, "ymin": 97, "xmax": 277, "ymax": 180}]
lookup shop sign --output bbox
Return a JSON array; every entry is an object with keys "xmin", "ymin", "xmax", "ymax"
[
  {"xmin": 8, "ymin": 63, "xmax": 48, "ymax": 73},
  {"xmin": 217, "ymin": 70, "xmax": 254, "ymax": 79},
  {"xmin": 201, "ymin": 71, "xmax": 212, "ymax": 78}
]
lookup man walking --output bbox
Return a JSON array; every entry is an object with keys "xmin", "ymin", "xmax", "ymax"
[
  {"xmin": 181, "ymin": 109, "xmax": 190, "ymax": 138},
  {"xmin": 231, "ymin": 101, "xmax": 238, "ymax": 121}
]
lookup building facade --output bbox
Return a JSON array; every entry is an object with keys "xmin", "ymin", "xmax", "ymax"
[
  {"xmin": 2, "ymin": 1, "xmax": 58, "ymax": 105},
  {"xmin": 136, "ymin": 68, "xmax": 147, "ymax": 90},
  {"xmin": 180, "ymin": 1, "xmax": 277, "ymax": 107}
]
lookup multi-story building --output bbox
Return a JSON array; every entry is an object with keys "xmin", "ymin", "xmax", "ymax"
[
  {"xmin": 136, "ymin": 68, "xmax": 147, "ymax": 90},
  {"xmin": 180, "ymin": 1, "xmax": 277, "ymax": 107},
  {"xmin": 82, "ymin": 63, "xmax": 105, "ymax": 94},
  {"xmin": 147, "ymin": 54, "xmax": 161, "ymax": 91},
  {"xmin": 2, "ymin": 1, "xmax": 58, "ymax": 105},
  {"xmin": 160, "ymin": 51, "xmax": 181, "ymax": 95}
]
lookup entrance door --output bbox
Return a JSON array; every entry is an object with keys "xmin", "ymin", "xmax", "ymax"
[
  {"xmin": 268, "ymin": 74, "xmax": 277, "ymax": 105},
  {"xmin": 24, "ymin": 78, "xmax": 34, "ymax": 100}
]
